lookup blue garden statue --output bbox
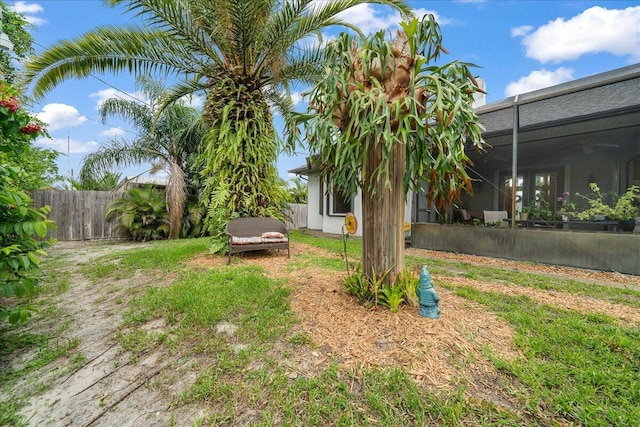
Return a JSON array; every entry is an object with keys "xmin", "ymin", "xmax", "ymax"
[{"xmin": 416, "ymin": 265, "xmax": 440, "ymax": 319}]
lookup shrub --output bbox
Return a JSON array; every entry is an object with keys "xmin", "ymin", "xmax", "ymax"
[
  {"xmin": 342, "ymin": 266, "xmax": 420, "ymax": 312},
  {"xmin": 106, "ymin": 186, "xmax": 169, "ymax": 241},
  {"xmin": 0, "ymin": 165, "xmax": 56, "ymax": 323}
]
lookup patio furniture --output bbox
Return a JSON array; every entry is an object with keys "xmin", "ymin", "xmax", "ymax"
[
  {"xmin": 483, "ymin": 210, "xmax": 509, "ymax": 226},
  {"xmin": 225, "ymin": 217, "xmax": 290, "ymax": 264}
]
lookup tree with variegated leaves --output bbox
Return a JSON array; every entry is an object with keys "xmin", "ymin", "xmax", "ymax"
[{"xmin": 291, "ymin": 16, "xmax": 486, "ymax": 283}]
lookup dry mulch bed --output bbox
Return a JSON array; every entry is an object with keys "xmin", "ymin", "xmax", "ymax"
[{"xmin": 186, "ymin": 242, "xmax": 640, "ymax": 399}]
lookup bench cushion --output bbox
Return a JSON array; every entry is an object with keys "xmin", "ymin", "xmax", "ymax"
[{"xmin": 231, "ymin": 235, "xmax": 289, "ymax": 245}]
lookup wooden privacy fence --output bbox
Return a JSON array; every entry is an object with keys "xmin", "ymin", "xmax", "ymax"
[
  {"xmin": 284, "ymin": 203, "xmax": 307, "ymax": 230},
  {"xmin": 30, "ymin": 190, "xmax": 309, "ymax": 242},
  {"xmin": 30, "ymin": 190, "xmax": 122, "ymax": 241}
]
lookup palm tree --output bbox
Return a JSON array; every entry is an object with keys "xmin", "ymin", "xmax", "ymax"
[
  {"xmin": 63, "ymin": 171, "xmax": 122, "ymax": 191},
  {"xmin": 79, "ymin": 76, "xmax": 206, "ymax": 239},
  {"xmin": 23, "ymin": 0, "xmax": 412, "ymax": 234}
]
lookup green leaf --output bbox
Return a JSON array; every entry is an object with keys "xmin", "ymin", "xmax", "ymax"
[
  {"xmin": 7, "ymin": 257, "xmax": 20, "ymax": 270},
  {"xmin": 8, "ymin": 310, "xmax": 20, "ymax": 324},
  {"xmin": 26, "ymin": 251, "xmax": 40, "ymax": 266},
  {"xmin": 18, "ymin": 254, "xmax": 30, "ymax": 269},
  {"xmin": 22, "ymin": 221, "xmax": 35, "ymax": 236},
  {"xmin": 33, "ymin": 221, "xmax": 48, "ymax": 237}
]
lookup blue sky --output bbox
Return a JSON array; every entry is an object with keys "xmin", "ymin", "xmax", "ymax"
[{"xmin": 9, "ymin": 0, "xmax": 640, "ymax": 185}]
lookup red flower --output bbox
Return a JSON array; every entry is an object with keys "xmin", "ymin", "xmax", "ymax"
[
  {"xmin": 19, "ymin": 123, "xmax": 43, "ymax": 135},
  {"xmin": 0, "ymin": 96, "xmax": 20, "ymax": 112}
]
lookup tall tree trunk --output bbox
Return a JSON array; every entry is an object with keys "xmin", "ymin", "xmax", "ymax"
[
  {"xmin": 167, "ymin": 160, "xmax": 186, "ymax": 239},
  {"xmin": 362, "ymin": 139, "xmax": 406, "ymax": 284}
]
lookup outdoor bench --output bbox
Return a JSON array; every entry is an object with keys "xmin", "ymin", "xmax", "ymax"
[{"xmin": 225, "ymin": 217, "xmax": 290, "ymax": 264}]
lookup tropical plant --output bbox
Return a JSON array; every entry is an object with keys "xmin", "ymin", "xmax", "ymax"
[
  {"xmin": 287, "ymin": 177, "xmax": 308, "ymax": 204},
  {"xmin": 0, "ymin": 82, "xmax": 58, "ymax": 190},
  {"xmin": 378, "ymin": 283, "xmax": 405, "ymax": 313},
  {"xmin": 522, "ymin": 197, "xmax": 553, "ymax": 221},
  {"xmin": 106, "ymin": 186, "xmax": 169, "ymax": 241},
  {"xmin": 395, "ymin": 268, "xmax": 418, "ymax": 306},
  {"xmin": 576, "ymin": 183, "xmax": 640, "ymax": 221},
  {"xmin": 78, "ymin": 76, "xmax": 206, "ymax": 239},
  {"xmin": 611, "ymin": 186, "xmax": 640, "ymax": 221},
  {"xmin": 0, "ymin": 165, "xmax": 56, "ymax": 323},
  {"xmin": 63, "ymin": 171, "xmax": 122, "ymax": 191},
  {"xmin": 0, "ymin": 81, "xmax": 55, "ymax": 324},
  {"xmin": 22, "ymin": 0, "xmax": 412, "ymax": 249},
  {"xmin": 293, "ymin": 16, "xmax": 485, "ymax": 283}
]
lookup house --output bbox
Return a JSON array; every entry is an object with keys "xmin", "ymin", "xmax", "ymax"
[
  {"xmin": 113, "ymin": 175, "xmax": 169, "ymax": 193},
  {"xmin": 444, "ymin": 63, "xmax": 640, "ymax": 224}
]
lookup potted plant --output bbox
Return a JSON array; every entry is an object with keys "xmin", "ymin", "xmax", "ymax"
[
  {"xmin": 610, "ymin": 186, "xmax": 639, "ymax": 231},
  {"xmin": 524, "ymin": 198, "xmax": 553, "ymax": 221},
  {"xmin": 576, "ymin": 183, "xmax": 639, "ymax": 231},
  {"xmin": 556, "ymin": 191, "xmax": 576, "ymax": 220},
  {"xmin": 520, "ymin": 206, "xmax": 530, "ymax": 221}
]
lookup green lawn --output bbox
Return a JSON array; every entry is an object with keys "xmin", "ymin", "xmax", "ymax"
[{"xmin": 1, "ymin": 232, "xmax": 639, "ymax": 426}]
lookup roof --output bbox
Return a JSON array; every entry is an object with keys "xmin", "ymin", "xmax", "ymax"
[
  {"xmin": 288, "ymin": 164, "xmax": 309, "ymax": 176},
  {"xmin": 476, "ymin": 63, "xmax": 640, "ymax": 142},
  {"xmin": 113, "ymin": 175, "xmax": 169, "ymax": 192}
]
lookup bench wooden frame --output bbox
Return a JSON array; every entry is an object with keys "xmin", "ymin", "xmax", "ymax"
[{"xmin": 225, "ymin": 217, "xmax": 290, "ymax": 264}]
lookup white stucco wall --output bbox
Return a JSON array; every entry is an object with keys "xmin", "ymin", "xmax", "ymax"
[
  {"xmin": 306, "ymin": 175, "xmax": 323, "ymax": 230},
  {"xmin": 304, "ymin": 171, "xmax": 413, "ymax": 238}
]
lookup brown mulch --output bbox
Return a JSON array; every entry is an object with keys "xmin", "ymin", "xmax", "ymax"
[
  {"xmin": 406, "ymin": 247, "xmax": 640, "ymax": 288},
  {"xmin": 185, "ymin": 242, "xmax": 640, "ymax": 395}
]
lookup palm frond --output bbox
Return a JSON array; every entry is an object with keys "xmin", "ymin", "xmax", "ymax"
[
  {"xmin": 79, "ymin": 139, "xmax": 160, "ymax": 182},
  {"xmin": 99, "ymin": 98, "xmax": 153, "ymax": 132},
  {"xmin": 24, "ymin": 26, "xmax": 204, "ymax": 100}
]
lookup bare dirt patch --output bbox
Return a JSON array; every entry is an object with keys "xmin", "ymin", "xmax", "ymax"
[{"xmin": 6, "ymin": 241, "xmax": 202, "ymax": 426}]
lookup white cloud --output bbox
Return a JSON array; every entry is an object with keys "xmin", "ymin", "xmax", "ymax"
[
  {"xmin": 290, "ymin": 91, "xmax": 304, "ymax": 107},
  {"xmin": 36, "ymin": 103, "xmax": 87, "ymax": 131},
  {"xmin": 182, "ymin": 94, "xmax": 204, "ymax": 109},
  {"xmin": 410, "ymin": 8, "xmax": 452, "ymax": 26},
  {"xmin": 514, "ymin": 6, "xmax": 640, "ymax": 63},
  {"xmin": 9, "ymin": 1, "xmax": 46, "ymax": 26},
  {"xmin": 308, "ymin": 2, "xmax": 449, "ymax": 35},
  {"xmin": 9, "ymin": 1, "xmax": 42, "ymax": 13},
  {"xmin": 302, "ymin": 5, "xmax": 449, "ymax": 46},
  {"xmin": 334, "ymin": 4, "xmax": 401, "ymax": 34},
  {"xmin": 90, "ymin": 87, "xmax": 202, "ymax": 110},
  {"xmin": 89, "ymin": 88, "xmax": 149, "ymax": 110},
  {"xmin": 98, "ymin": 127, "xmax": 126, "ymax": 138},
  {"xmin": 35, "ymin": 136, "xmax": 99, "ymax": 154},
  {"xmin": 504, "ymin": 67, "xmax": 574, "ymax": 97},
  {"xmin": 511, "ymin": 25, "xmax": 533, "ymax": 38}
]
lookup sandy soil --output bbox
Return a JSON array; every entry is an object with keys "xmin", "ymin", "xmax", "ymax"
[{"xmin": 3, "ymin": 239, "xmax": 638, "ymax": 426}]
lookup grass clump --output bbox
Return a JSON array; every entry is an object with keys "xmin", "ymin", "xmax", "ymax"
[{"xmin": 448, "ymin": 284, "xmax": 640, "ymax": 426}]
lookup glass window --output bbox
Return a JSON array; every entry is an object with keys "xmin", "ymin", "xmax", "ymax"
[
  {"xmin": 503, "ymin": 176, "xmax": 523, "ymax": 213},
  {"xmin": 533, "ymin": 172, "xmax": 558, "ymax": 213},
  {"xmin": 329, "ymin": 189, "xmax": 352, "ymax": 216},
  {"xmin": 630, "ymin": 157, "xmax": 640, "ymax": 187},
  {"xmin": 318, "ymin": 179, "xmax": 324, "ymax": 215},
  {"xmin": 499, "ymin": 169, "xmax": 561, "ymax": 219}
]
